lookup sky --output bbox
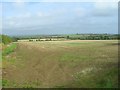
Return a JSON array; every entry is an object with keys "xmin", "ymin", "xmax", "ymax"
[{"xmin": 1, "ymin": 0, "xmax": 118, "ymax": 35}]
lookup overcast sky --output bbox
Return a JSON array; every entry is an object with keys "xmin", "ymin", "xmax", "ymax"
[{"xmin": 1, "ymin": 0, "xmax": 118, "ymax": 35}]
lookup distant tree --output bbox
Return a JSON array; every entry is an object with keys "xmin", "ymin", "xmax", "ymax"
[
  {"xmin": 76, "ymin": 33, "xmax": 79, "ymax": 35},
  {"xmin": 12, "ymin": 37, "xmax": 19, "ymax": 42},
  {"xmin": 104, "ymin": 36, "xmax": 109, "ymax": 40},
  {"xmin": 67, "ymin": 36, "xmax": 69, "ymax": 39},
  {"xmin": 118, "ymin": 35, "xmax": 120, "ymax": 40},
  {"xmin": 29, "ymin": 39, "xmax": 33, "ymax": 42},
  {"xmin": 38, "ymin": 39, "xmax": 41, "ymax": 41},
  {"xmin": 100, "ymin": 35, "xmax": 104, "ymax": 40}
]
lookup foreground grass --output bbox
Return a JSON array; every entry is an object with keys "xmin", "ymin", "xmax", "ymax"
[
  {"xmin": 2, "ymin": 43, "xmax": 17, "ymax": 69},
  {"xmin": 2, "ymin": 40, "xmax": 118, "ymax": 88},
  {"xmin": 2, "ymin": 43, "xmax": 17, "ymax": 56}
]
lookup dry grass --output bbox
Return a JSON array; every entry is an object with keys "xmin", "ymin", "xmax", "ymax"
[{"xmin": 2, "ymin": 40, "xmax": 118, "ymax": 88}]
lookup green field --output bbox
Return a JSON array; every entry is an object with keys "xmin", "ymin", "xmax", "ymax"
[{"xmin": 2, "ymin": 40, "xmax": 118, "ymax": 88}]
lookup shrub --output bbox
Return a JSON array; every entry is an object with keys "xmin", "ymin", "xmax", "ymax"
[{"xmin": 2, "ymin": 35, "xmax": 12, "ymax": 44}]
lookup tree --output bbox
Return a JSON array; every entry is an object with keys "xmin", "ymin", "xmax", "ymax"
[{"xmin": 67, "ymin": 36, "xmax": 69, "ymax": 39}]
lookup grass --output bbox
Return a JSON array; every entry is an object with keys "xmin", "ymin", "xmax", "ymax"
[
  {"xmin": 71, "ymin": 67, "xmax": 118, "ymax": 88},
  {"xmin": 2, "ymin": 43, "xmax": 17, "ymax": 56},
  {"xmin": 2, "ymin": 40, "xmax": 118, "ymax": 88},
  {"xmin": 2, "ymin": 79, "xmax": 34, "ymax": 88},
  {"xmin": 2, "ymin": 43, "xmax": 17, "ymax": 71},
  {"xmin": 2, "ymin": 79, "xmax": 10, "ymax": 87}
]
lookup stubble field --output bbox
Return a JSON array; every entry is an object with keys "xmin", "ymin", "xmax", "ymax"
[{"xmin": 2, "ymin": 40, "xmax": 118, "ymax": 88}]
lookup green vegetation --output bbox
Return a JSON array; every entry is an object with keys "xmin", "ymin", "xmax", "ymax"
[
  {"xmin": 63, "ymin": 34, "xmax": 120, "ymax": 40},
  {"xmin": 2, "ymin": 43, "xmax": 17, "ymax": 56},
  {"xmin": 12, "ymin": 34, "xmax": 120, "ymax": 41},
  {"xmin": 0, "ymin": 35, "xmax": 12, "ymax": 44},
  {"xmin": 2, "ymin": 79, "xmax": 10, "ymax": 87},
  {"xmin": 0, "ymin": 34, "xmax": 19, "ymax": 45}
]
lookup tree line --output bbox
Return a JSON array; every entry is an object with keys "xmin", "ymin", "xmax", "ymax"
[
  {"xmin": 0, "ymin": 34, "xmax": 120, "ymax": 44},
  {"xmin": 11, "ymin": 34, "xmax": 120, "ymax": 40},
  {"xmin": 66, "ymin": 34, "xmax": 120, "ymax": 40}
]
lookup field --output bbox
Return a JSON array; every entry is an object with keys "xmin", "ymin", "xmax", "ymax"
[{"xmin": 2, "ymin": 40, "xmax": 118, "ymax": 88}]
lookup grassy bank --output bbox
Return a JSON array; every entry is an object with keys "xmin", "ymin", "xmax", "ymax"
[{"xmin": 2, "ymin": 43, "xmax": 17, "ymax": 56}]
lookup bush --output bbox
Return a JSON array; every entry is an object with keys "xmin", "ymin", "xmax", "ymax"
[
  {"xmin": 1, "ymin": 35, "xmax": 12, "ymax": 44},
  {"xmin": 29, "ymin": 39, "xmax": 33, "ymax": 42}
]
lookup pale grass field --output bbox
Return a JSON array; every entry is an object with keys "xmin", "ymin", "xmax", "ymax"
[{"xmin": 2, "ymin": 40, "xmax": 118, "ymax": 88}]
